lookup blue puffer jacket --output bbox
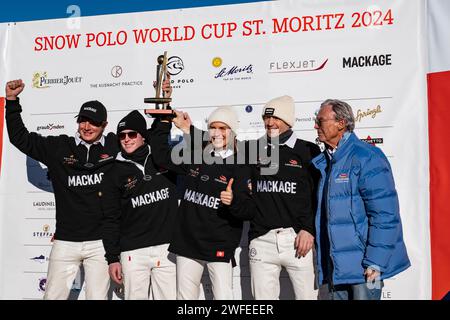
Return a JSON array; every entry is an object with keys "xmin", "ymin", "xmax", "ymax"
[{"xmin": 312, "ymin": 133, "xmax": 410, "ymax": 285}]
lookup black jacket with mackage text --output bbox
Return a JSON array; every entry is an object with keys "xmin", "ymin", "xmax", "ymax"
[
  {"xmin": 150, "ymin": 121, "xmax": 254, "ymax": 263},
  {"xmin": 5, "ymin": 98, "xmax": 119, "ymax": 241},
  {"xmin": 247, "ymin": 134, "xmax": 321, "ymax": 242},
  {"xmin": 100, "ymin": 146, "xmax": 178, "ymax": 264}
]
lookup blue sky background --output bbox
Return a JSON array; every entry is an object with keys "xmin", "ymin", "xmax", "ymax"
[{"xmin": 0, "ymin": 0, "xmax": 267, "ymax": 23}]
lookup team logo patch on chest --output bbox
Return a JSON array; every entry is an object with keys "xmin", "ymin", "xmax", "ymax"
[
  {"xmin": 98, "ymin": 154, "xmax": 114, "ymax": 163},
  {"xmin": 284, "ymin": 159, "xmax": 303, "ymax": 168},
  {"xmin": 63, "ymin": 155, "xmax": 78, "ymax": 165},
  {"xmin": 189, "ymin": 167, "xmax": 200, "ymax": 178},
  {"xmin": 124, "ymin": 177, "xmax": 138, "ymax": 190},
  {"xmin": 214, "ymin": 175, "xmax": 228, "ymax": 185},
  {"xmin": 335, "ymin": 173, "xmax": 349, "ymax": 183}
]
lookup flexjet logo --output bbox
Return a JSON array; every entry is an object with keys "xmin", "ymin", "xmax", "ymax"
[
  {"xmin": 343, "ymin": 54, "xmax": 392, "ymax": 68},
  {"xmin": 269, "ymin": 59, "xmax": 328, "ymax": 73}
]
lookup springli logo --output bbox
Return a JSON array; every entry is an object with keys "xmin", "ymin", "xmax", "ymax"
[{"xmin": 355, "ymin": 105, "xmax": 382, "ymax": 122}]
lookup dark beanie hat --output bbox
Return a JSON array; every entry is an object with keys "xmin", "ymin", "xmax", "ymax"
[{"xmin": 117, "ymin": 110, "xmax": 147, "ymax": 138}]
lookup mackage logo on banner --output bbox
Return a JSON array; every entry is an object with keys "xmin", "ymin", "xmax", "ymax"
[
  {"xmin": 269, "ymin": 58, "xmax": 328, "ymax": 73},
  {"xmin": 212, "ymin": 57, "xmax": 253, "ymax": 81},
  {"xmin": 342, "ymin": 54, "xmax": 392, "ymax": 68},
  {"xmin": 32, "ymin": 72, "xmax": 82, "ymax": 89}
]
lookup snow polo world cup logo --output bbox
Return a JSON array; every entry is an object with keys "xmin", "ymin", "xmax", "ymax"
[{"xmin": 167, "ymin": 56, "xmax": 184, "ymax": 76}]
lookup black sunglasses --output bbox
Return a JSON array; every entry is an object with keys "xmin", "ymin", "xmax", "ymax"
[{"xmin": 118, "ymin": 131, "xmax": 138, "ymax": 140}]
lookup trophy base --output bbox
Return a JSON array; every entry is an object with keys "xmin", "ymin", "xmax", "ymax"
[
  {"xmin": 144, "ymin": 97, "xmax": 172, "ymax": 104},
  {"xmin": 144, "ymin": 109, "xmax": 176, "ymax": 118}
]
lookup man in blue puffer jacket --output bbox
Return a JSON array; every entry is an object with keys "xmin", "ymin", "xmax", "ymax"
[{"xmin": 312, "ymin": 99, "xmax": 410, "ymax": 300}]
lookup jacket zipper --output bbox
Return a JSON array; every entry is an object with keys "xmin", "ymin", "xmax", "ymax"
[{"xmin": 326, "ymin": 159, "xmax": 336, "ymax": 292}]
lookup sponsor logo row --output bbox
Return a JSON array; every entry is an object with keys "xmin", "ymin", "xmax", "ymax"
[{"xmin": 31, "ymin": 53, "xmax": 393, "ymax": 89}]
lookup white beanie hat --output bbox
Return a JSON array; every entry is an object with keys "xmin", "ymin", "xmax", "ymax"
[
  {"xmin": 207, "ymin": 106, "xmax": 239, "ymax": 133},
  {"xmin": 262, "ymin": 95, "xmax": 295, "ymax": 127}
]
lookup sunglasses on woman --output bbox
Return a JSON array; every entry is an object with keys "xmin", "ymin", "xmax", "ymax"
[{"xmin": 118, "ymin": 131, "xmax": 138, "ymax": 140}]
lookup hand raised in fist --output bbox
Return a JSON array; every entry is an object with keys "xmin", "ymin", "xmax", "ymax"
[
  {"xmin": 5, "ymin": 79, "xmax": 25, "ymax": 100},
  {"xmin": 172, "ymin": 110, "xmax": 192, "ymax": 134}
]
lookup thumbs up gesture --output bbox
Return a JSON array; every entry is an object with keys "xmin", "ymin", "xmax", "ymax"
[{"xmin": 220, "ymin": 178, "xmax": 234, "ymax": 206}]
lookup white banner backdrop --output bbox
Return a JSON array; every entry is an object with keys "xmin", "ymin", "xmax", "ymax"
[
  {"xmin": 0, "ymin": 23, "xmax": 7, "ymax": 89},
  {"xmin": 427, "ymin": 0, "xmax": 450, "ymax": 73},
  {"xmin": 1, "ymin": 0, "xmax": 429, "ymax": 299}
]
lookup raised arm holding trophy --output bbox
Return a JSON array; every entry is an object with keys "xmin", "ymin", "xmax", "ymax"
[{"xmin": 144, "ymin": 51, "xmax": 175, "ymax": 118}]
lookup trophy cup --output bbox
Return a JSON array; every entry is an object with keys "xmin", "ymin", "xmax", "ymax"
[{"xmin": 144, "ymin": 51, "xmax": 174, "ymax": 118}]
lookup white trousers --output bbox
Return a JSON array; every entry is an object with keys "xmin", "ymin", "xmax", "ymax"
[
  {"xmin": 121, "ymin": 243, "xmax": 176, "ymax": 300},
  {"xmin": 44, "ymin": 239, "xmax": 110, "ymax": 300},
  {"xmin": 176, "ymin": 255, "xmax": 233, "ymax": 300},
  {"xmin": 249, "ymin": 227, "xmax": 318, "ymax": 300}
]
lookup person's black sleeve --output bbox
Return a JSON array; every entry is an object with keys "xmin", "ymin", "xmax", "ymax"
[
  {"xmin": 298, "ymin": 142, "xmax": 322, "ymax": 236},
  {"xmin": 100, "ymin": 166, "xmax": 122, "ymax": 265},
  {"xmin": 149, "ymin": 120, "xmax": 190, "ymax": 175},
  {"xmin": 5, "ymin": 98, "xmax": 61, "ymax": 165},
  {"xmin": 228, "ymin": 164, "xmax": 256, "ymax": 220}
]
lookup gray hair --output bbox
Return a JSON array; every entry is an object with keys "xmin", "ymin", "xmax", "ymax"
[{"xmin": 320, "ymin": 99, "xmax": 355, "ymax": 132}]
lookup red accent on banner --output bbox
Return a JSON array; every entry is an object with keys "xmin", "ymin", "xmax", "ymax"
[
  {"xmin": 428, "ymin": 70, "xmax": 450, "ymax": 300},
  {"xmin": 0, "ymin": 97, "xmax": 4, "ymax": 175}
]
